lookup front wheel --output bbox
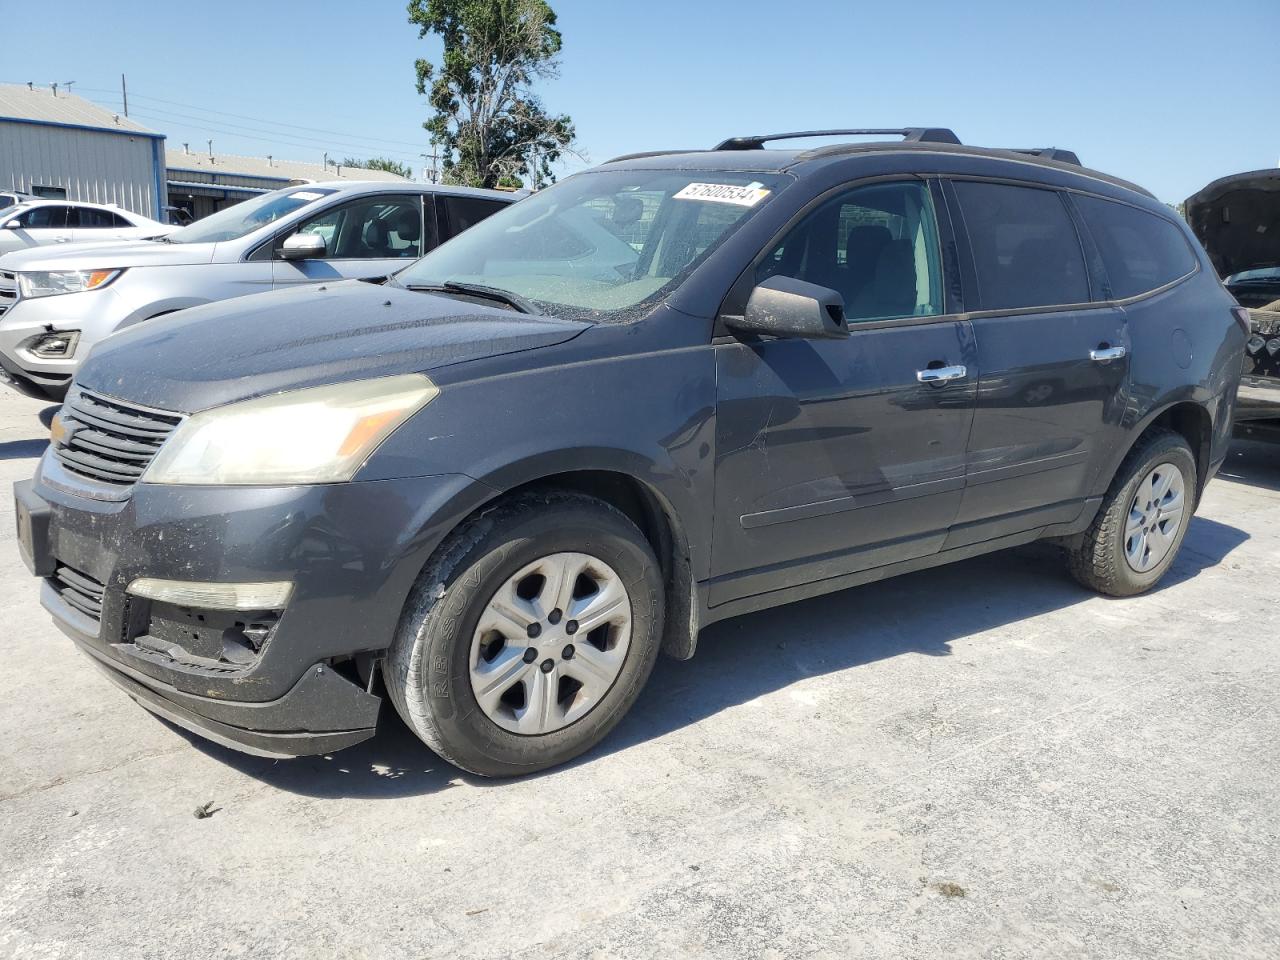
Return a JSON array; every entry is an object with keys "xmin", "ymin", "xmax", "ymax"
[
  {"xmin": 1066, "ymin": 429, "xmax": 1197, "ymax": 596},
  {"xmin": 384, "ymin": 492, "xmax": 664, "ymax": 777}
]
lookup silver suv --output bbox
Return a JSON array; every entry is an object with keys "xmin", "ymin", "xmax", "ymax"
[{"xmin": 0, "ymin": 181, "xmax": 516, "ymax": 399}]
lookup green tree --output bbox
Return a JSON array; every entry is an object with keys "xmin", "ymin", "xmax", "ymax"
[
  {"xmin": 342, "ymin": 156, "xmax": 414, "ymax": 178},
  {"xmin": 408, "ymin": 0, "xmax": 575, "ymax": 189}
]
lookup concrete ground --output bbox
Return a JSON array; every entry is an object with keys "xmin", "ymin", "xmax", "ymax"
[{"xmin": 1, "ymin": 387, "xmax": 1277, "ymax": 960}]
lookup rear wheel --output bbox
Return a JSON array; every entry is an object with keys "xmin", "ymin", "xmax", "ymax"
[
  {"xmin": 1067, "ymin": 429, "xmax": 1196, "ymax": 596},
  {"xmin": 384, "ymin": 492, "xmax": 664, "ymax": 777}
]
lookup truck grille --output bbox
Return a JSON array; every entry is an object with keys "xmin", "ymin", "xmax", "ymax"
[
  {"xmin": 52, "ymin": 388, "xmax": 183, "ymax": 486},
  {"xmin": 49, "ymin": 563, "xmax": 106, "ymax": 622},
  {"xmin": 0, "ymin": 271, "xmax": 16, "ymax": 318}
]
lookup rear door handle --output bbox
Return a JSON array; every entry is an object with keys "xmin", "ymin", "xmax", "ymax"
[
  {"xmin": 916, "ymin": 364, "xmax": 967, "ymax": 383},
  {"xmin": 1090, "ymin": 345, "xmax": 1126, "ymax": 362}
]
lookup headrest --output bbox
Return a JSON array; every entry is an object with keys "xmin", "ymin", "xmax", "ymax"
[{"xmin": 393, "ymin": 208, "xmax": 420, "ymax": 242}]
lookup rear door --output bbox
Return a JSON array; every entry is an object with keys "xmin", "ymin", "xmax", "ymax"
[
  {"xmin": 945, "ymin": 179, "xmax": 1128, "ymax": 544},
  {"xmin": 66, "ymin": 206, "xmax": 137, "ymax": 243},
  {"xmin": 272, "ymin": 194, "xmax": 430, "ymax": 287},
  {"xmin": 710, "ymin": 178, "xmax": 977, "ymax": 606}
]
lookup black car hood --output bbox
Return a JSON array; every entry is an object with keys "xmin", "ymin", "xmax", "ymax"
[
  {"xmin": 1185, "ymin": 168, "xmax": 1280, "ymax": 278},
  {"xmin": 78, "ymin": 279, "xmax": 589, "ymax": 413}
]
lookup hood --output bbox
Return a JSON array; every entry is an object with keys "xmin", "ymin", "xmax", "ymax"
[
  {"xmin": 0, "ymin": 239, "xmax": 216, "ymax": 271},
  {"xmin": 1185, "ymin": 169, "xmax": 1280, "ymax": 278},
  {"xmin": 78, "ymin": 279, "xmax": 589, "ymax": 412}
]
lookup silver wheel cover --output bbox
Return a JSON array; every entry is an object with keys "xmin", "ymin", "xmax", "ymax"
[
  {"xmin": 1124, "ymin": 462, "xmax": 1186, "ymax": 574},
  {"xmin": 469, "ymin": 552, "xmax": 632, "ymax": 735}
]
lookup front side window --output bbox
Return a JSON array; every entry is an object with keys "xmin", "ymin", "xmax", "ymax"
[
  {"xmin": 290, "ymin": 196, "xmax": 425, "ymax": 259},
  {"xmin": 1074, "ymin": 195, "xmax": 1198, "ymax": 299},
  {"xmin": 953, "ymin": 181, "xmax": 1089, "ymax": 310},
  {"xmin": 18, "ymin": 205, "xmax": 68, "ymax": 228},
  {"xmin": 757, "ymin": 180, "xmax": 943, "ymax": 322},
  {"xmin": 169, "ymin": 186, "xmax": 338, "ymax": 244},
  {"xmin": 397, "ymin": 170, "xmax": 789, "ymax": 320}
]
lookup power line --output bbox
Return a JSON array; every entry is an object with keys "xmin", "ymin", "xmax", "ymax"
[
  {"xmin": 126, "ymin": 110, "xmax": 425, "ymax": 165},
  {"xmin": 74, "ymin": 85, "xmax": 428, "ymax": 149}
]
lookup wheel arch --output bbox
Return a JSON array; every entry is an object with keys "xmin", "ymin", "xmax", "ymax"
[
  {"xmin": 406, "ymin": 453, "xmax": 703, "ymax": 662},
  {"xmin": 1103, "ymin": 398, "xmax": 1214, "ymax": 504}
]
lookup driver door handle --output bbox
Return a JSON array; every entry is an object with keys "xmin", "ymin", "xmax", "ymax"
[
  {"xmin": 916, "ymin": 364, "xmax": 967, "ymax": 383},
  {"xmin": 1090, "ymin": 345, "xmax": 1127, "ymax": 362}
]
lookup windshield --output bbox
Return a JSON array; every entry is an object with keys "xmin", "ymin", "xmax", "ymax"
[
  {"xmin": 1227, "ymin": 266, "xmax": 1280, "ymax": 283},
  {"xmin": 396, "ymin": 169, "xmax": 789, "ymax": 320},
  {"xmin": 167, "ymin": 186, "xmax": 339, "ymax": 244}
]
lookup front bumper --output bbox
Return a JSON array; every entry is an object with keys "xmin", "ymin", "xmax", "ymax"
[
  {"xmin": 0, "ymin": 285, "xmax": 132, "ymax": 392},
  {"xmin": 15, "ymin": 458, "xmax": 485, "ymax": 756}
]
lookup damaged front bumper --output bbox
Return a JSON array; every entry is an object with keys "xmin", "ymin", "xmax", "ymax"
[{"xmin": 14, "ymin": 456, "xmax": 479, "ymax": 757}]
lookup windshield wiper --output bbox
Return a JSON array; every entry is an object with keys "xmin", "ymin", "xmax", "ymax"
[{"xmin": 404, "ymin": 280, "xmax": 542, "ymax": 315}]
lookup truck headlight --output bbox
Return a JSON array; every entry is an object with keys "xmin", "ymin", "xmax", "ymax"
[
  {"xmin": 143, "ymin": 374, "xmax": 439, "ymax": 485},
  {"xmin": 17, "ymin": 269, "xmax": 123, "ymax": 299}
]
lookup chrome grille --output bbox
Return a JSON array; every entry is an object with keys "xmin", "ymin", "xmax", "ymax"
[
  {"xmin": 0, "ymin": 271, "xmax": 15, "ymax": 318},
  {"xmin": 52, "ymin": 388, "xmax": 182, "ymax": 486},
  {"xmin": 49, "ymin": 564, "xmax": 106, "ymax": 622}
]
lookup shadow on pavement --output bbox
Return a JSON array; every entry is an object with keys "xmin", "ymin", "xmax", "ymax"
[
  {"xmin": 185, "ymin": 510, "xmax": 1248, "ymax": 799},
  {"xmin": 0, "ymin": 438, "xmax": 47, "ymax": 460},
  {"xmin": 1217, "ymin": 439, "xmax": 1280, "ymax": 493}
]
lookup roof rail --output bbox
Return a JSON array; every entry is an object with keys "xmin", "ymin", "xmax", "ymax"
[
  {"xmin": 1009, "ymin": 147, "xmax": 1081, "ymax": 166},
  {"xmin": 603, "ymin": 149, "xmax": 699, "ymax": 164},
  {"xmin": 713, "ymin": 128, "xmax": 961, "ymax": 151}
]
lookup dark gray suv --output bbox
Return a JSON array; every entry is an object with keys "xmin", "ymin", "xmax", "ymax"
[{"xmin": 14, "ymin": 129, "xmax": 1246, "ymax": 776}]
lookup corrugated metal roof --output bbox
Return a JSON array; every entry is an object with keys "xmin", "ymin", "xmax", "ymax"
[
  {"xmin": 165, "ymin": 151, "xmax": 408, "ymax": 183},
  {"xmin": 0, "ymin": 84, "xmax": 160, "ymax": 137}
]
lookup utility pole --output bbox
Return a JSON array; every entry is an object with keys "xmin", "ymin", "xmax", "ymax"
[
  {"xmin": 420, "ymin": 145, "xmax": 440, "ymax": 184},
  {"xmin": 121, "ymin": 74, "xmax": 128, "ymax": 116}
]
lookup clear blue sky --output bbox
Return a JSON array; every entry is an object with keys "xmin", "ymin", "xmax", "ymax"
[{"xmin": 3, "ymin": 0, "xmax": 1275, "ymax": 202}]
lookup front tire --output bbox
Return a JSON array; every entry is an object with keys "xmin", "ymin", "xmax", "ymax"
[
  {"xmin": 1067, "ymin": 429, "xmax": 1197, "ymax": 596},
  {"xmin": 384, "ymin": 491, "xmax": 664, "ymax": 777}
]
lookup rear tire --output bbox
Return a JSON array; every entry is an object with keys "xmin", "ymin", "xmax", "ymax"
[
  {"xmin": 1066, "ymin": 429, "xmax": 1197, "ymax": 596},
  {"xmin": 384, "ymin": 491, "xmax": 664, "ymax": 777}
]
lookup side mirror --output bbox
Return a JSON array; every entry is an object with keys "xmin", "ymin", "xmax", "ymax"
[
  {"xmin": 2, "ymin": 220, "xmax": 19, "ymax": 230},
  {"xmin": 280, "ymin": 232, "xmax": 327, "ymax": 260},
  {"xmin": 727, "ymin": 276, "xmax": 849, "ymax": 340}
]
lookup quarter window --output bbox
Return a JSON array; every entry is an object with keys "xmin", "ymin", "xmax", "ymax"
[
  {"xmin": 757, "ymin": 181, "xmax": 944, "ymax": 323},
  {"xmin": 953, "ymin": 181, "xmax": 1089, "ymax": 311},
  {"xmin": 1074, "ymin": 195, "xmax": 1197, "ymax": 299}
]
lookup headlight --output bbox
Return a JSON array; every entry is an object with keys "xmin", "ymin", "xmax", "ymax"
[
  {"xmin": 17, "ymin": 269, "xmax": 123, "ymax": 299},
  {"xmin": 143, "ymin": 374, "xmax": 439, "ymax": 485}
]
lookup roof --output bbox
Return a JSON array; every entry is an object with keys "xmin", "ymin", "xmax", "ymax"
[
  {"xmin": 602, "ymin": 140, "xmax": 1154, "ymax": 199},
  {"xmin": 165, "ymin": 150, "xmax": 408, "ymax": 184},
  {"xmin": 0, "ymin": 84, "xmax": 160, "ymax": 137}
]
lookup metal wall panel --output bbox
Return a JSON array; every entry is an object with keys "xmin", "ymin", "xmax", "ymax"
[{"xmin": 0, "ymin": 121, "xmax": 164, "ymax": 217}]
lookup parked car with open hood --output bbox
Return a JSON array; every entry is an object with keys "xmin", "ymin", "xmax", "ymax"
[
  {"xmin": 0, "ymin": 182, "xmax": 516, "ymax": 399},
  {"xmin": 1186, "ymin": 168, "xmax": 1280, "ymax": 441},
  {"xmin": 14, "ymin": 128, "xmax": 1244, "ymax": 776}
]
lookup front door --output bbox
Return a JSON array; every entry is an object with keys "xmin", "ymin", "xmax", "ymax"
[
  {"xmin": 272, "ymin": 194, "xmax": 429, "ymax": 287},
  {"xmin": 944, "ymin": 179, "xmax": 1129, "ymax": 544},
  {"xmin": 710, "ymin": 179, "xmax": 977, "ymax": 607}
]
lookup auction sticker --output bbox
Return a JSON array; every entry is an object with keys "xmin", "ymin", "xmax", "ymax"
[
  {"xmin": 289, "ymin": 191, "xmax": 325, "ymax": 201},
  {"xmin": 673, "ymin": 182, "xmax": 770, "ymax": 207}
]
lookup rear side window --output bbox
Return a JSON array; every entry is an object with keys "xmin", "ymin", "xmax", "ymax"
[
  {"xmin": 1074, "ymin": 195, "xmax": 1197, "ymax": 299},
  {"xmin": 953, "ymin": 181, "xmax": 1089, "ymax": 310},
  {"xmin": 75, "ymin": 207, "xmax": 129, "ymax": 228},
  {"xmin": 441, "ymin": 196, "xmax": 507, "ymax": 239}
]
